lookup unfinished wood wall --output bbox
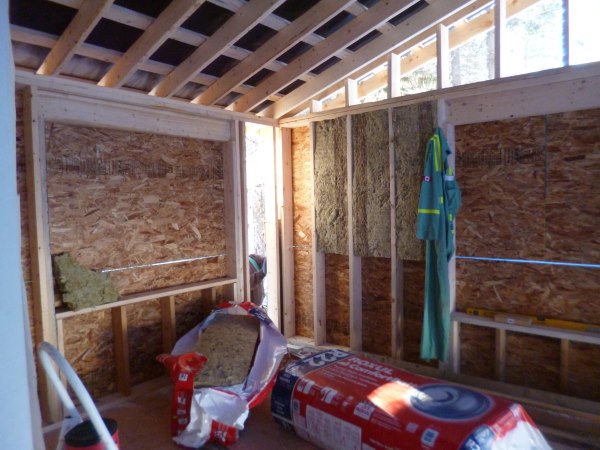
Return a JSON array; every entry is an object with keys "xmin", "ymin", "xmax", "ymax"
[
  {"xmin": 455, "ymin": 108, "xmax": 600, "ymax": 401},
  {"xmin": 39, "ymin": 123, "xmax": 228, "ymax": 397},
  {"xmin": 291, "ymin": 126, "xmax": 314, "ymax": 338}
]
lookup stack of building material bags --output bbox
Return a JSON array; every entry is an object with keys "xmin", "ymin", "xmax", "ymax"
[
  {"xmin": 272, "ymin": 349, "xmax": 551, "ymax": 450},
  {"xmin": 158, "ymin": 302, "xmax": 287, "ymax": 448}
]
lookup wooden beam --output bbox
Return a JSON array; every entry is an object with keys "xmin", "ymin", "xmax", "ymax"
[
  {"xmin": 48, "ymin": 0, "xmax": 309, "ymax": 77},
  {"xmin": 37, "ymin": 0, "xmax": 113, "ymax": 75},
  {"xmin": 229, "ymin": 0, "xmax": 418, "ymax": 112},
  {"xmin": 560, "ymin": 338, "xmax": 570, "ymax": 393},
  {"xmin": 23, "ymin": 86, "xmax": 61, "ymax": 422},
  {"xmin": 345, "ymin": 78, "xmax": 359, "ymax": 107},
  {"xmin": 563, "ymin": 0, "xmax": 570, "ymax": 66},
  {"xmin": 265, "ymin": 126, "xmax": 281, "ymax": 327},
  {"xmin": 150, "ymin": 0, "xmax": 284, "ymax": 98},
  {"xmin": 223, "ymin": 121, "xmax": 245, "ymax": 302},
  {"xmin": 263, "ymin": 0, "xmax": 479, "ymax": 119},
  {"xmin": 310, "ymin": 121, "xmax": 326, "ymax": 345},
  {"xmin": 194, "ymin": 0, "xmax": 354, "ymax": 106},
  {"xmin": 98, "ymin": 0, "xmax": 204, "ymax": 88},
  {"xmin": 112, "ymin": 306, "xmax": 130, "ymax": 396},
  {"xmin": 160, "ymin": 296, "xmax": 176, "ymax": 353},
  {"xmin": 387, "ymin": 53, "xmax": 402, "ymax": 99},
  {"xmin": 346, "ymin": 116, "xmax": 362, "ymax": 351},
  {"xmin": 289, "ymin": 0, "xmax": 540, "ymax": 117},
  {"xmin": 495, "ymin": 329, "xmax": 507, "ymax": 381},
  {"xmin": 388, "ymin": 108, "xmax": 404, "ymax": 360},
  {"xmin": 55, "ymin": 277, "xmax": 237, "ymax": 319},
  {"xmin": 494, "ymin": 0, "xmax": 506, "ymax": 78},
  {"xmin": 436, "ymin": 23, "xmax": 450, "ymax": 88},
  {"xmin": 279, "ymin": 127, "xmax": 295, "ymax": 337}
]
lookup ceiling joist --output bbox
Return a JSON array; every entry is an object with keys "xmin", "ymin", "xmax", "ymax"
[
  {"xmin": 37, "ymin": 0, "xmax": 114, "ymax": 76},
  {"xmin": 262, "ymin": 0, "xmax": 480, "ymax": 118},
  {"xmin": 193, "ymin": 0, "xmax": 356, "ymax": 106},
  {"xmin": 98, "ymin": 0, "xmax": 205, "ymax": 88},
  {"xmin": 150, "ymin": 0, "xmax": 286, "ymax": 98}
]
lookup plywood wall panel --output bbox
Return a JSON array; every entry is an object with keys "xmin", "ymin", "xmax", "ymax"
[
  {"xmin": 314, "ymin": 118, "xmax": 348, "ymax": 255},
  {"xmin": 545, "ymin": 109, "xmax": 600, "ymax": 264},
  {"xmin": 45, "ymin": 123, "xmax": 227, "ymax": 296},
  {"xmin": 505, "ymin": 333, "xmax": 561, "ymax": 393},
  {"xmin": 325, "ymin": 253, "xmax": 349, "ymax": 347},
  {"xmin": 402, "ymin": 260, "xmax": 426, "ymax": 364},
  {"xmin": 455, "ymin": 116, "xmax": 546, "ymax": 259},
  {"xmin": 63, "ymin": 310, "xmax": 116, "ymax": 398},
  {"xmin": 352, "ymin": 110, "xmax": 390, "ymax": 257},
  {"xmin": 393, "ymin": 102, "xmax": 437, "ymax": 261},
  {"xmin": 361, "ymin": 257, "xmax": 391, "ymax": 356},
  {"xmin": 127, "ymin": 300, "xmax": 163, "ymax": 386},
  {"xmin": 174, "ymin": 292, "xmax": 214, "ymax": 340},
  {"xmin": 291, "ymin": 126, "xmax": 314, "ymax": 338},
  {"xmin": 568, "ymin": 343, "xmax": 600, "ymax": 402},
  {"xmin": 459, "ymin": 324, "xmax": 495, "ymax": 378}
]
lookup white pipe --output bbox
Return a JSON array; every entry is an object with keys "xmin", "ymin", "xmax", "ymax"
[{"xmin": 38, "ymin": 342, "xmax": 118, "ymax": 450}]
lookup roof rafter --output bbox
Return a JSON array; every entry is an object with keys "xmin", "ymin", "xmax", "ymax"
[
  {"xmin": 98, "ymin": 0, "xmax": 205, "ymax": 88},
  {"xmin": 151, "ymin": 0, "xmax": 286, "ymax": 98},
  {"xmin": 193, "ymin": 0, "xmax": 356, "ymax": 106},
  {"xmin": 37, "ymin": 0, "xmax": 114, "ymax": 76},
  {"xmin": 228, "ymin": 0, "xmax": 421, "ymax": 113},
  {"xmin": 261, "ymin": 0, "xmax": 480, "ymax": 119},
  {"xmin": 310, "ymin": 0, "xmax": 537, "ymax": 113},
  {"xmin": 48, "ymin": 0, "xmax": 311, "ymax": 80},
  {"xmin": 11, "ymin": 25, "xmax": 283, "ymax": 102}
]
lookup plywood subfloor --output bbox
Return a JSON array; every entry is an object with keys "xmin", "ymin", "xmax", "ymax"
[{"xmin": 43, "ymin": 380, "xmax": 317, "ymax": 450}]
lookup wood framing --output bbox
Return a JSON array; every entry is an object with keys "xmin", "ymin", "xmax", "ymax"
[
  {"xmin": 111, "ymin": 306, "xmax": 131, "ymax": 396},
  {"xmin": 436, "ymin": 23, "xmax": 450, "ymax": 89},
  {"xmin": 388, "ymin": 107, "xmax": 404, "ymax": 360},
  {"xmin": 23, "ymin": 86, "xmax": 61, "ymax": 422},
  {"xmin": 387, "ymin": 53, "xmax": 402, "ymax": 99},
  {"xmin": 160, "ymin": 296, "xmax": 177, "ymax": 353},
  {"xmin": 263, "ymin": 0, "xmax": 479, "ymax": 118},
  {"xmin": 195, "ymin": 0, "xmax": 354, "ymax": 106},
  {"xmin": 98, "ymin": 0, "xmax": 204, "ymax": 88},
  {"xmin": 310, "ymin": 122, "xmax": 326, "ymax": 345},
  {"xmin": 36, "ymin": 0, "xmax": 113, "ymax": 76},
  {"xmin": 278, "ymin": 127, "xmax": 295, "ymax": 337},
  {"xmin": 229, "ymin": 0, "xmax": 414, "ymax": 113},
  {"xmin": 346, "ymin": 115, "xmax": 362, "ymax": 351},
  {"xmin": 223, "ymin": 121, "xmax": 245, "ymax": 302},
  {"xmin": 494, "ymin": 0, "xmax": 506, "ymax": 78},
  {"xmin": 150, "ymin": 0, "xmax": 284, "ymax": 98},
  {"xmin": 265, "ymin": 126, "xmax": 281, "ymax": 328}
]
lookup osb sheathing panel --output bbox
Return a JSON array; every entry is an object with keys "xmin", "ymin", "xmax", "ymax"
[
  {"xmin": 45, "ymin": 123, "xmax": 228, "ymax": 296},
  {"xmin": 126, "ymin": 300, "xmax": 163, "ymax": 386},
  {"xmin": 352, "ymin": 110, "xmax": 390, "ymax": 257},
  {"xmin": 403, "ymin": 260, "xmax": 429, "ymax": 365},
  {"xmin": 457, "ymin": 261, "xmax": 599, "ymax": 322},
  {"xmin": 325, "ymin": 253, "xmax": 349, "ymax": 346},
  {"xmin": 174, "ymin": 291, "xmax": 215, "ymax": 340},
  {"xmin": 314, "ymin": 118, "xmax": 348, "ymax": 255},
  {"xmin": 361, "ymin": 257, "xmax": 391, "ymax": 356},
  {"xmin": 393, "ymin": 102, "xmax": 437, "ymax": 261},
  {"xmin": 63, "ymin": 311, "xmax": 116, "ymax": 398},
  {"xmin": 506, "ymin": 333, "xmax": 560, "ymax": 393},
  {"xmin": 455, "ymin": 108, "xmax": 600, "ymax": 400},
  {"xmin": 459, "ymin": 324, "xmax": 495, "ymax": 378},
  {"xmin": 46, "ymin": 123, "xmax": 228, "ymax": 395},
  {"xmin": 568, "ymin": 343, "xmax": 600, "ymax": 402},
  {"xmin": 291, "ymin": 126, "xmax": 314, "ymax": 338},
  {"xmin": 545, "ymin": 109, "xmax": 600, "ymax": 264},
  {"xmin": 455, "ymin": 116, "xmax": 546, "ymax": 259}
]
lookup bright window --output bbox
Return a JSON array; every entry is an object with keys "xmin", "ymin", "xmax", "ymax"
[
  {"xmin": 569, "ymin": 0, "xmax": 600, "ymax": 65},
  {"xmin": 503, "ymin": 0, "xmax": 565, "ymax": 77}
]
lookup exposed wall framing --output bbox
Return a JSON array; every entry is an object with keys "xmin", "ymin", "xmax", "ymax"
[
  {"xmin": 282, "ymin": 62, "xmax": 600, "ymax": 419},
  {"xmin": 20, "ymin": 82, "xmax": 247, "ymax": 422}
]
